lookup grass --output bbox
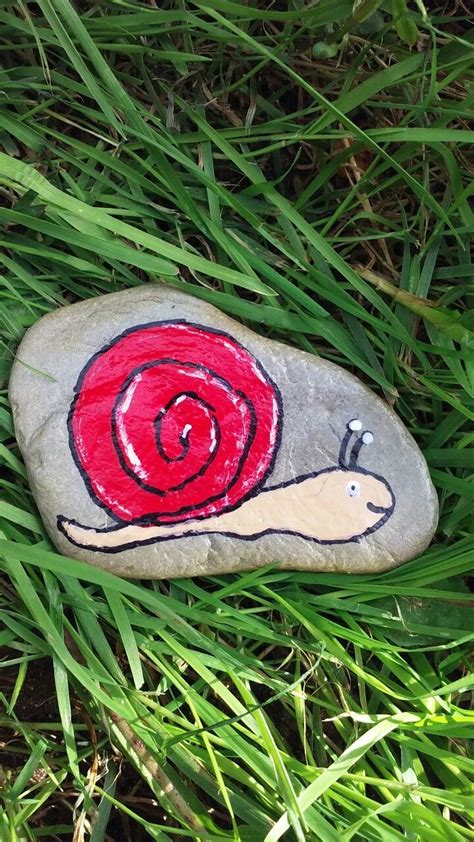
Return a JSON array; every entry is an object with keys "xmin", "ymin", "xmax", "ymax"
[{"xmin": 0, "ymin": 0, "xmax": 473, "ymax": 839}]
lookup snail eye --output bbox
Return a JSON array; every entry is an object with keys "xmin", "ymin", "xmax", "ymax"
[{"xmin": 346, "ymin": 481, "xmax": 360, "ymax": 498}]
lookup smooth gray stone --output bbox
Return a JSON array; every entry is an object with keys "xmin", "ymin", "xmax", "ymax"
[{"xmin": 9, "ymin": 286, "xmax": 438, "ymax": 578}]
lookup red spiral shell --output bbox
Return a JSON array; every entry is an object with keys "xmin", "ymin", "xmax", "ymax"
[{"xmin": 69, "ymin": 321, "xmax": 282, "ymax": 525}]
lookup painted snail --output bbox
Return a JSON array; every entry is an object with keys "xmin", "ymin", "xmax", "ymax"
[{"xmin": 58, "ymin": 321, "xmax": 395, "ymax": 552}]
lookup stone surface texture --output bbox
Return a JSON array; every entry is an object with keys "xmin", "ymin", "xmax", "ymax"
[{"xmin": 9, "ymin": 286, "xmax": 438, "ymax": 578}]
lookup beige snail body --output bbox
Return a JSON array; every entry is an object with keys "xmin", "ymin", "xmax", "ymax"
[{"xmin": 59, "ymin": 462, "xmax": 395, "ymax": 553}]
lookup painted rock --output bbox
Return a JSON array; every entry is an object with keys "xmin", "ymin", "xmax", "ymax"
[{"xmin": 9, "ymin": 286, "xmax": 438, "ymax": 578}]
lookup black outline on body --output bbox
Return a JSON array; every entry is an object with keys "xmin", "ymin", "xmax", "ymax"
[{"xmin": 57, "ymin": 466, "xmax": 396, "ymax": 553}]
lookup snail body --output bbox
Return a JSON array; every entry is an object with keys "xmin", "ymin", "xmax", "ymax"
[{"xmin": 59, "ymin": 321, "xmax": 395, "ymax": 553}]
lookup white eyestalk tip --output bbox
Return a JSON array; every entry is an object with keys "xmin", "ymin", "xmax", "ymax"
[
  {"xmin": 362, "ymin": 431, "xmax": 374, "ymax": 445},
  {"xmin": 349, "ymin": 419, "xmax": 362, "ymax": 432}
]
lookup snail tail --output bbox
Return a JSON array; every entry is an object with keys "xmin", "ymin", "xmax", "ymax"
[{"xmin": 57, "ymin": 516, "xmax": 187, "ymax": 552}]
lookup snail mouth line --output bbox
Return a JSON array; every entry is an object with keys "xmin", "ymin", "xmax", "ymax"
[{"xmin": 367, "ymin": 502, "xmax": 391, "ymax": 514}]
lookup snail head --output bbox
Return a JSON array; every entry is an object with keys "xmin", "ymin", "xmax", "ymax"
[{"xmin": 326, "ymin": 418, "xmax": 395, "ymax": 539}]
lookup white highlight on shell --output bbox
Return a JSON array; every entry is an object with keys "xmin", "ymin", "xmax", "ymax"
[
  {"xmin": 349, "ymin": 418, "xmax": 362, "ymax": 432},
  {"xmin": 125, "ymin": 442, "xmax": 141, "ymax": 467},
  {"xmin": 125, "ymin": 441, "xmax": 151, "ymax": 482},
  {"xmin": 95, "ymin": 482, "xmax": 133, "ymax": 517},
  {"xmin": 121, "ymin": 374, "xmax": 141, "ymax": 414},
  {"xmin": 182, "ymin": 423, "xmax": 192, "ymax": 438},
  {"xmin": 209, "ymin": 423, "xmax": 217, "ymax": 453},
  {"xmin": 115, "ymin": 389, "xmax": 150, "ymax": 482}
]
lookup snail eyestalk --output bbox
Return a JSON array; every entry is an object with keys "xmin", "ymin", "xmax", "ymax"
[
  {"xmin": 339, "ymin": 418, "xmax": 362, "ymax": 467},
  {"xmin": 348, "ymin": 430, "xmax": 374, "ymax": 469}
]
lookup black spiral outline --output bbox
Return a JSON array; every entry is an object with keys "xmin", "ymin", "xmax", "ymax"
[
  {"xmin": 67, "ymin": 320, "xmax": 283, "ymax": 526},
  {"xmin": 154, "ymin": 391, "xmax": 218, "ymax": 464},
  {"xmin": 110, "ymin": 358, "xmax": 257, "ymax": 513}
]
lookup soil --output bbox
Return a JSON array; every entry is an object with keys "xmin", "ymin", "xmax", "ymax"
[{"xmin": 0, "ymin": 652, "xmax": 169, "ymax": 840}]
